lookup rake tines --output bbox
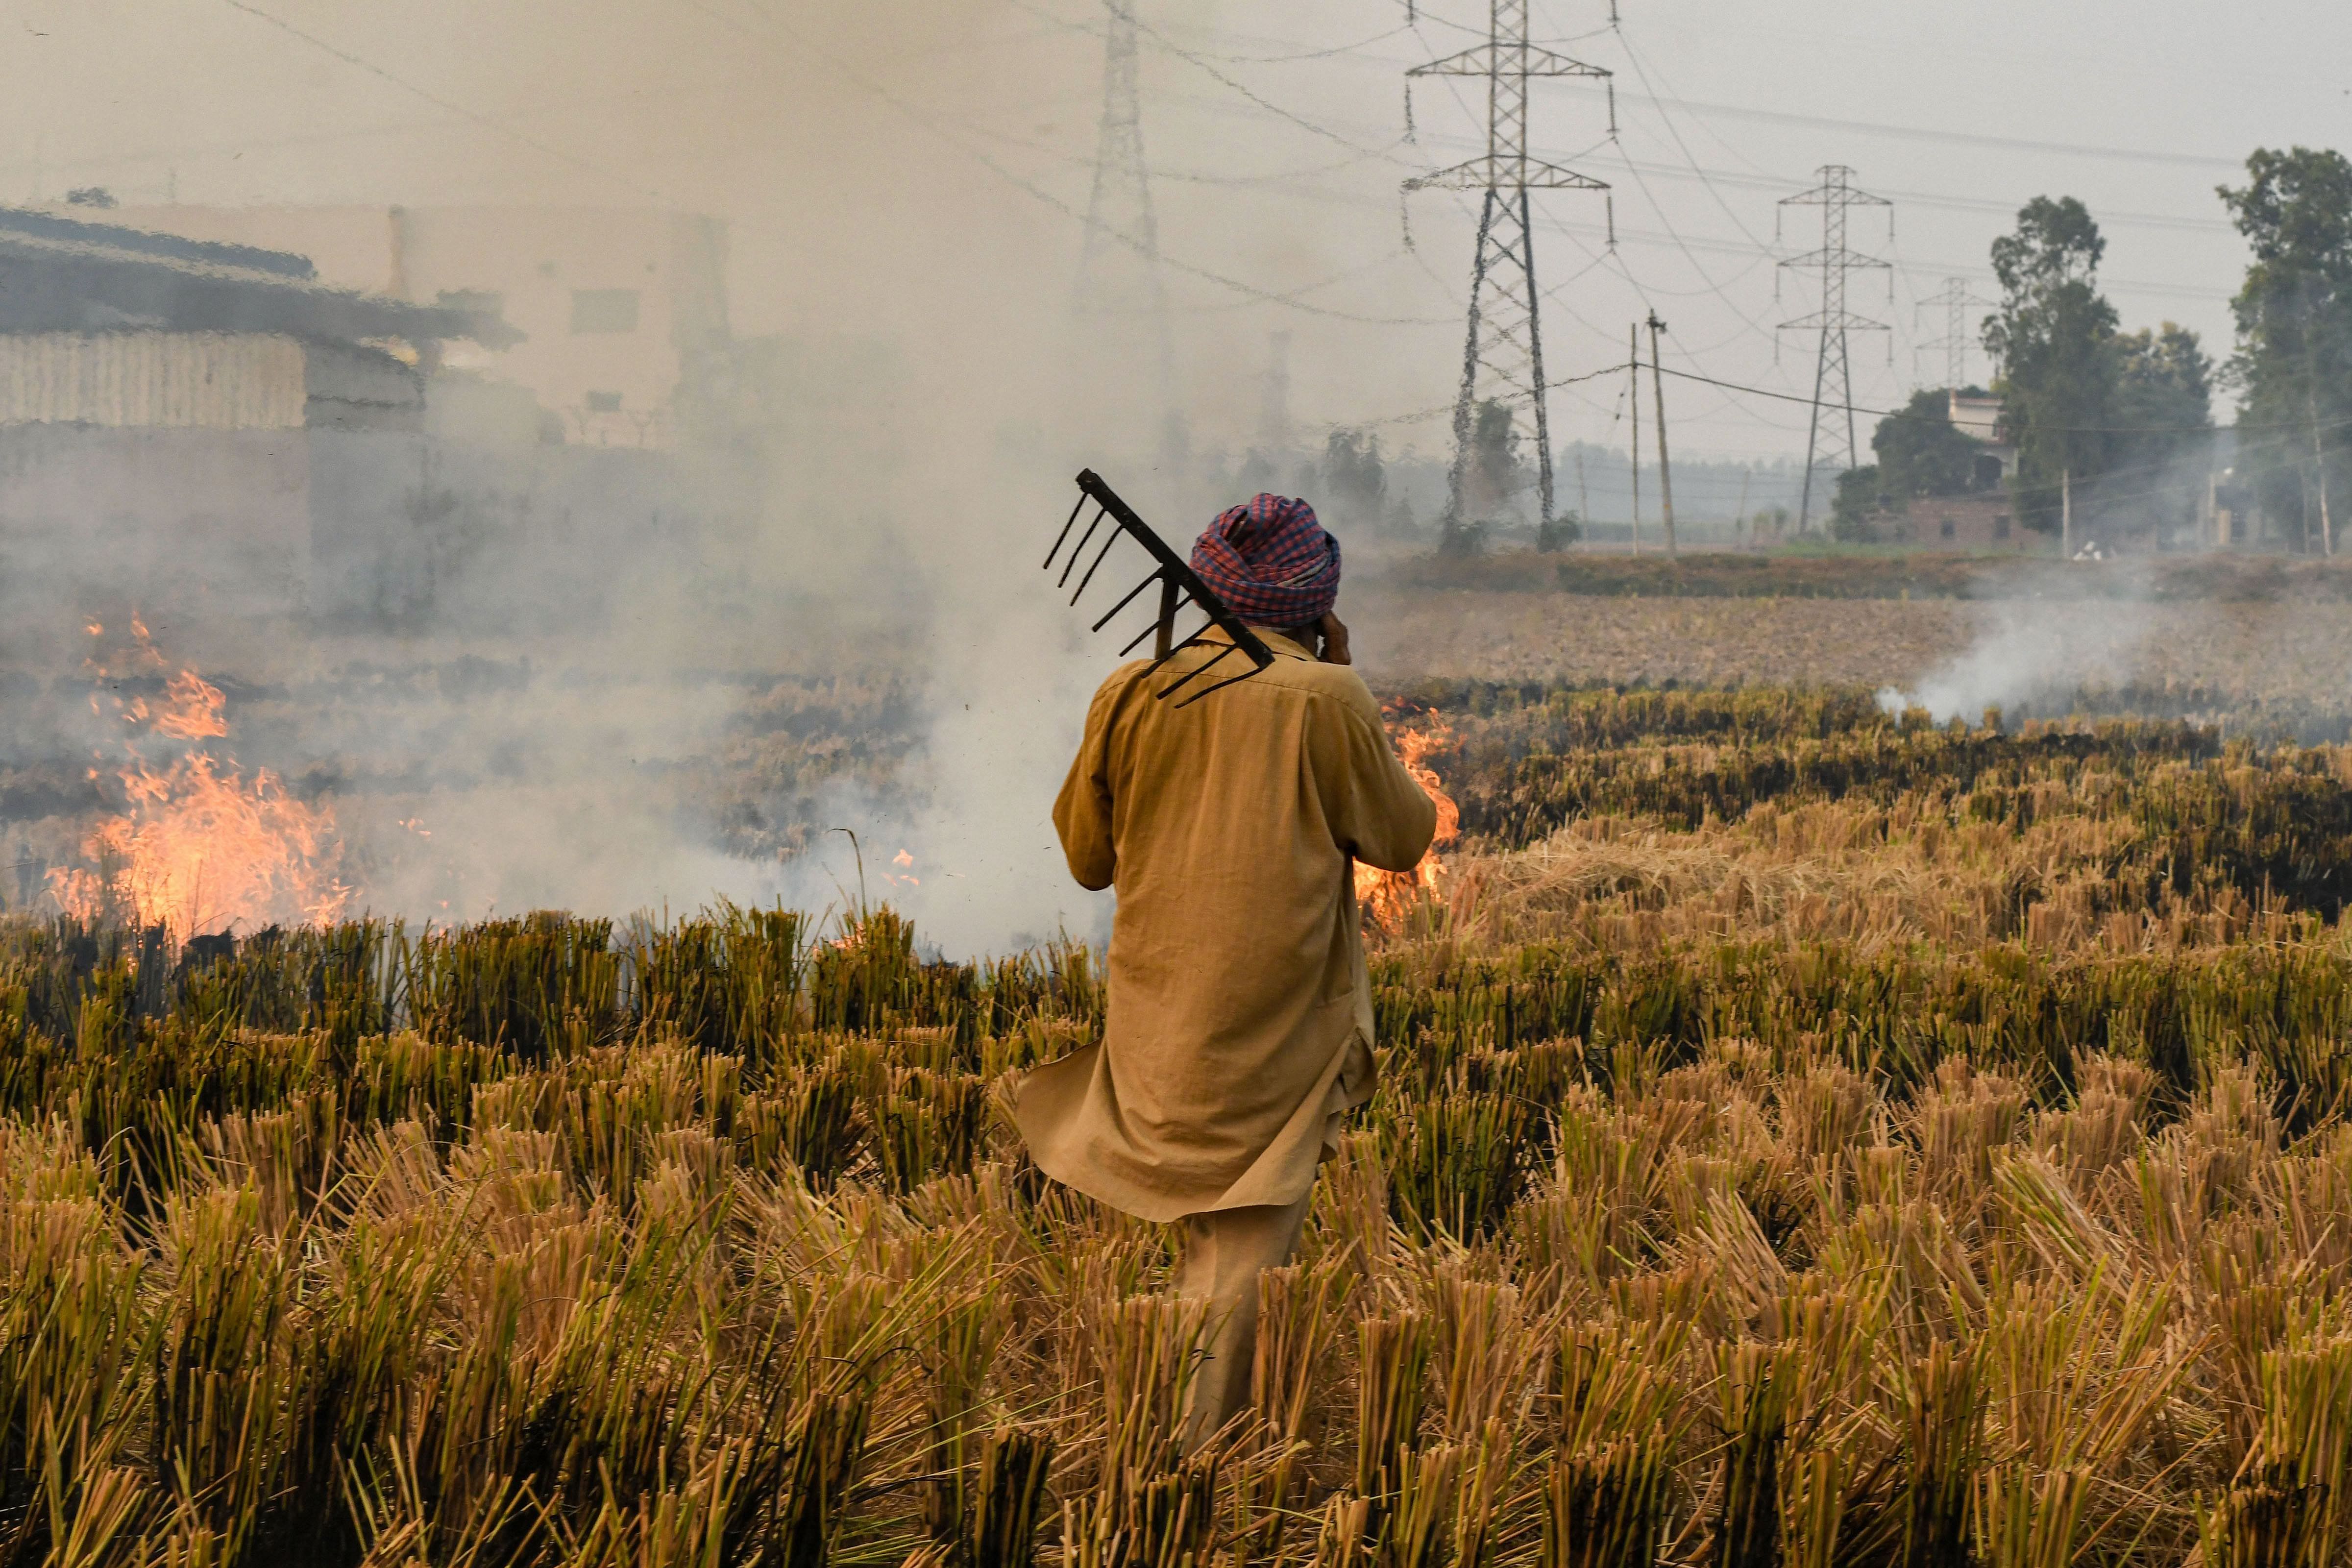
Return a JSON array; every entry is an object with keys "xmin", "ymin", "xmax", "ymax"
[{"xmin": 1044, "ymin": 470, "xmax": 1277, "ymax": 708}]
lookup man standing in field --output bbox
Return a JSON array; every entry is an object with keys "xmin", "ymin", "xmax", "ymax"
[{"xmin": 1016, "ymin": 493, "xmax": 1438, "ymax": 1447}]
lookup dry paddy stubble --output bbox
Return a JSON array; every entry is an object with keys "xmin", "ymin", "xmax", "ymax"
[{"xmin": 1451, "ymin": 795, "xmax": 2275, "ymax": 955}]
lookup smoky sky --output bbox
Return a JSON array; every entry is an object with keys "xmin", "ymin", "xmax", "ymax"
[{"xmin": 2, "ymin": 1, "xmax": 2347, "ymax": 465}]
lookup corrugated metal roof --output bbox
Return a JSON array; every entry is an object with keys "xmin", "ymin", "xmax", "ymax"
[{"xmin": 0, "ymin": 206, "xmax": 520, "ymax": 349}]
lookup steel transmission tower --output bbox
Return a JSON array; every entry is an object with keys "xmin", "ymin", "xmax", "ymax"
[
  {"xmin": 1779, "ymin": 165, "xmax": 1890, "ymax": 532},
  {"xmin": 1076, "ymin": 0, "xmax": 1172, "ymax": 384},
  {"xmin": 1916, "ymin": 276, "xmax": 1996, "ymax": 392},
  {"xmin": 1406, "ymin": 2, "xmax": 1612, "ymax": 532}
]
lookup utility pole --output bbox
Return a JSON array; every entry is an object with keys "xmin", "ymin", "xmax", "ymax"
[
  {"xmin": 1406, "ymin": 0, "xmax": 1612, "ymax": 537},
  {"xmin": 2061, "ymin": 466, "xmax": 2072, "ymax": 559},
  {"xmin": 1077, "ymin": 0, "xmax": 1172, "ymax": 390},
  {"xmin": 1646, "ymin": 311, "xmax": 1675, "ymax": 556},
  {"xmin": 1628, "ymin": 322, "xmax": 1641, "ymax": 554},
  {"xmin": 1916, "ymin": 276, "xmax": 1996, "ymax": 393},
  {"xmin": 2317, "ymin": 426, "xmax": 2333, "ymax": 558},
  {"xmin": 2304, "ymin": 275, "xmax": 2333, "ymax": 557},
  {"xmin": 1735, "ymin": 469, "xmax": 1751, "ymax": 546},
  {"xmin": 1780, "ymin": 165, "xmax": 1891, "ymax": 533}
]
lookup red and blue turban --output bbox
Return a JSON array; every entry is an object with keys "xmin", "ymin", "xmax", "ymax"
[{"xmin": 1189, "ymin": 494, "xmax": 1342, "ymax": 627}]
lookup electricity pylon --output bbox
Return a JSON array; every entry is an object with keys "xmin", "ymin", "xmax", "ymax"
[
  {"xmin": 1406, "ymin": 0, "xmax": 1612, "ymax": 533},
  {"xmin": 1916, "ymin": 276, "xmax": 1996, "ymax": 393},
  {"xmin": 1779, "ymin": 165, "xmax": 1890, "ymax": 532},
  {"xmin": 1076, "ymin": 0, "xmax": 1171, "ymax": 386}
]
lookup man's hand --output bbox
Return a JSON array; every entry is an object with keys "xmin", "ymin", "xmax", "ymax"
[{"xmin": 1316, "ymin": 611, "xmax": 1352, "ymax": 665}]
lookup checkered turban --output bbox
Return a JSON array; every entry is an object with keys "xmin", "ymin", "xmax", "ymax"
[{"xmin": 1189, "ymin": 494, "xmax": 1342, "ymax": 628}]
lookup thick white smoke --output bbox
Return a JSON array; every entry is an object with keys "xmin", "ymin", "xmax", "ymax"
[{"xmin": 1876, "ymin": 594, "xmax": 2162, "ymax": 724}]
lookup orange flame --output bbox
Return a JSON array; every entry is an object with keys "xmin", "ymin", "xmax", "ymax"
[
  {"xmin": 1355, "ymin": 709, "xmax": 1459, "ymax": 932},
  {"xmin": 49, "ymin": 646, "xmax": 351, "ymax": 937}
]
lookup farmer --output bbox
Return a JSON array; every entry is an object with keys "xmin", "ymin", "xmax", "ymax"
[{"xmin": 1016, "ymin": 492, "xmax": 1438, "ymax": 1447}]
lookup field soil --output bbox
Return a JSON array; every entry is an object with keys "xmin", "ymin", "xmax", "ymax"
[
  {"xmin": 1393, "ymin": 545, "xmax": 2352, "ymax": 601},
  {"xmin": 1357, "ymin": 579, "xmax": 2352, "ymax": 710}
]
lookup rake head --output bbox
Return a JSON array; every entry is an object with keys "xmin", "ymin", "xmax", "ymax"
[{"xmin": 1044, "ymin": 469, "xmax": 1275, "ymax": 708}]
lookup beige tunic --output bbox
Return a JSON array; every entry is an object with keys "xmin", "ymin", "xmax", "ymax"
[{"xmin": 1015, "ymin": 630, "xmax": 1439, "ymax": 1222}]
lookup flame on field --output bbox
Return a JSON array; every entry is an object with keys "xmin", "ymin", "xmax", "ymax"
[
  {"xmin": 48, "ymin": 629, "xmax": 351, "ymax": 937},
  {"xmin": 1355, "ymin": 709, "xmax": 1459, "ymax": 931}
]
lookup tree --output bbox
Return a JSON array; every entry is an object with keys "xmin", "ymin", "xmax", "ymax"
[
  {"xmin": 1443, "ymin": 399, "xmax": 1524, "ymax": 556},
  {"xmin": 2219, "ymin": 147, "xmax": 2352, "ymax": 552},
  {"xmin": 1829, "ymin": 465, "xmax": 1889, "ymax": 542},
  {"xmin": 2110, "ymin": 323, "xmax": 2213, "ymax": 545},
  {"xmin": 1871, "ymin": 388, "xmax": 1987, "ymax": 501},
  {"xmin": 1466, "ymin": 399, "xmax": 1522, "ymax": 519},
  {"xmin": 1984, "ymin": 196, "xmax": 2120, "ymax": 533},
  {"xmin": 1319, "ymin": 428, "xmax": 1387, "ymax": 531}
]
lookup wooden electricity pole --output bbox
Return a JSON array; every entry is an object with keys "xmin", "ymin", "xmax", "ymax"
[
  {"xmin": 1647, "ymin": 311, "xmax": 1676, "ymax": 557},
  {"xmin": 2061, "ymin": 467, "xmax": 2072, "ymax": 559},
  {"xmin": 2307, "ymin": 276, "xmax": 2334, "ymax": 557},
  {"xmin": 1628, "ymin": 323, "xmax": 1642, "ymax": 554}
]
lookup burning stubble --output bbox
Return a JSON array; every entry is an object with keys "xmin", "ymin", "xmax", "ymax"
[
  {"xmin": 1355, "ymin": 705, "xmax": 1459, "ymax": 933},
  {"xmin": 46, "ymin": 622, "xmax": 350, "ymax": 937}
]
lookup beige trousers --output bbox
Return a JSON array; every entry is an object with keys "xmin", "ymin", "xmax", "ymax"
[{"xmin": 1175, "ymin": 1188, "xmax": 1316, "ymax": 1449}]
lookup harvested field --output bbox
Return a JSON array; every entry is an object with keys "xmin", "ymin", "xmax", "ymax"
[
  {"xmin": 1357, "ymin": 586, "xmax": 2352, "ymax": 727},
  {"xmin": 1393, "ymin": 548, "xmax": 2352, "ymax": 602},
  {"xmin": 1357, "ymin": 590, "xmax": 1978, "ymax": 687},
  {"xmin": 12, "ymin": 687, "xmax": 2352, "ymax": 1565}
]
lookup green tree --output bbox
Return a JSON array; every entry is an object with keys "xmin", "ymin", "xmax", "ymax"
[
  {"xmin": 2218, "ymin": 146, "xmax": 2352, "ymax": 552},
  {"xmin": 1536, "ymin": 512, "xmax": 1582, "ymax": 551},
  {"xmin": 1870, "ymin": 388, "xmax": 1987, "ymax": 501},
  {"xmin": 1829, "ymin": 465, "xmax": 1889, "ymax": 542},
  {"xmin": 1468, "ymin": 398, "xmax": 1522, "ymax": 516},
  {"xmin": 1984, "ymin": 196, "xmax": 2120, "ymax": 533},
  {"xmin": 2110, "ymin": 322, "xmax": 2214, "ymax": 545}
]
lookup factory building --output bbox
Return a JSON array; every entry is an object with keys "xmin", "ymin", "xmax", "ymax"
[
  {"xmin": 0, "ymin": 203, "xmax": 752, "ymax": 627},
  {"xmin": 46, "ymin": 202, "xmax": 730, "ymax": 449},
  {"xmin": 0, "ymin": 204, "xmax": 500, "ymax": 617}
]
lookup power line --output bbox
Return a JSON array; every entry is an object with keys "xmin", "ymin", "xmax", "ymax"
[
  {"xmin": 1584, "ymin": 150, "xmax": 2236, "ymax": 235},
  {"xmin": 1651, "ymin": 363, "xmax": 2352, "ymax": 438},
  {"xmin": 1126, "ymin": 9, "xmax": 1416, "ymax": 162},
  {"xmin": 213, "ymin": 0, "xmax": 653, "ymax": 196},
  {"xmin": 1546, "ymin": 81, "xmax": 2244, "ymax": 171},
  {"xmin": 1152, "ymin": 20, "xmax": 1416, "ymax": 64},
  {"xmin": 685, "ymin": 0, "xmax": 1449, "ymax": 326}
]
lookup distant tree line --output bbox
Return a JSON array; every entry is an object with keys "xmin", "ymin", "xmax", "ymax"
[{"xmin": 1837, "ymin": 146, "xmax": 2352, "ymax": 553}]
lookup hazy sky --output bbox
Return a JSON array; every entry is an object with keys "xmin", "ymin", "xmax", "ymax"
[{"xmin": 8, "ymin": 0, "xmax": 2351, "ymax": 464}]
